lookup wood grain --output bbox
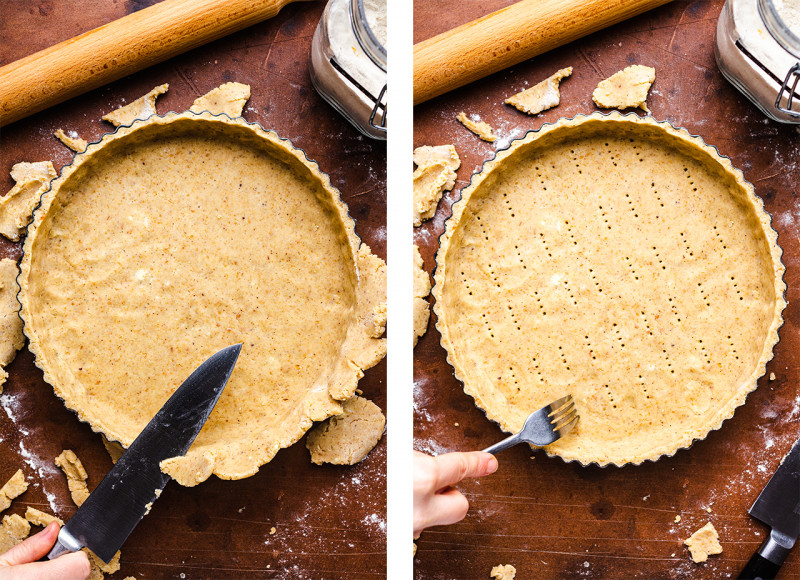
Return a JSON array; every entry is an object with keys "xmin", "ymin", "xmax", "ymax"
[
  {"xmin": 0, "ymin": 0, "xmax": 307, "ymax": 126},
  {"xmin": 413, "ymin": 0, "xmax": 800, "ymax": 578},
  {"xmin": 413, "ymin": 0, "xmax": 674, "ymax": 105}
]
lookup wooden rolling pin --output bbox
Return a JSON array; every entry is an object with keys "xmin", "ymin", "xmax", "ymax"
[
  {"xmin": 0, "ymin": 0, "xmax": 307, "ymax": 127},
  {"xmin": 414, "ymin": 0, "xmax": 673, "ymax": 105}
]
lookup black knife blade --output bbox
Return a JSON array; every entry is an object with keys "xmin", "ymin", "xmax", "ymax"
[
  {"xmin": 47, "ymin": 343, "xmax": 242, "ymax": 563},
  {"xmin": 739, "ymin": 436, "xmax": 800, "ymax": 580}
]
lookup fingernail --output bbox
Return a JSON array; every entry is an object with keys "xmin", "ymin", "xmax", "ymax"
[{"xmin": 486, "ymin": 456, "xmax": 498, "ymax": 474}]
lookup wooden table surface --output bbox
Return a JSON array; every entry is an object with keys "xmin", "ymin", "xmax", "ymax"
[
  {"xmin": 0, "ymin": 1, "xmax": 386, "ymax": 578},
  {"xmin": 413, "ymin": 1, "xmax": 800, "ymax": 578}
]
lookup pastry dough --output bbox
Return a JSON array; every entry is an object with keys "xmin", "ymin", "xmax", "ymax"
[
  {"xmin": 456, "ymin": 112, "xmax": 496, "ymax": 142},
  {"xmin": 0, "ymin": 161, "xmax": 56, "ymax": 241},
  {"xmin": 305, "ymin": 395, "xmax": 385, "ymax": 465},
  {"xmin": 505, "ymin": 67, "xmax": 572, "ymax": 115},
  {"xmin": 55, "ymin": 129, "xmax": 88, "ymax": 152},
  {"xmin": 413, "ymin": 162, "xmax": 456, "ymax": 227},
  {"xmin": 0, "ymin": 470, "xmax": 27, "ymax": 513},
  {"xmin": 685, "ymin": 522, "xmax": 722, "ymax": 563},
  {"xmin": 413, "ymin": 145, "xmax": 461, "ymax": 172},
  {"xmin": 592, "ymin": 65, "xmax": 655, "ymax": 112},
  {"xmin": 55, "ymin": 450, "xmax": 90, "ymax": 506},
  {"xmin": 102, "ymin": 84, "xmax": 168, "ymax": 127},
  {"xmin": 490, "ymin": 564, "xmax": 516, "ymax": 579},
  {"xmin": 25, "ymin": 506, "xmax": 63, "ymax": 527},
  {"xmin": 21, "ymin": 111, "xmax": 386, "ymax": 484},
  {"xmin": 413, "ymin": 245, "xmax": 431, "ymax": 346},
  {"xmin": 0, "ymin": 514, "xmax": 30, "ymax": 553},
  {"xmin": 189, "ymin": 82, "xmax": 251, "ymax": 117},
  {"xmin": 433, "ymin": 113, "xmax": 785, "ymax": 466}
]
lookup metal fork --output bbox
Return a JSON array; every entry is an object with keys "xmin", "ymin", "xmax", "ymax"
[{"xmin": 482, "ymin": 395, "xmax": 579, "ymax": 454}]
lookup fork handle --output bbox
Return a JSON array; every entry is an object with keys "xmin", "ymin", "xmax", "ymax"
[{"xmin": 482, "ymin": 433, "xmax": 525, "ymax": 455}]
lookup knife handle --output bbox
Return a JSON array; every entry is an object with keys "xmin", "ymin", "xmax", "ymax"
[{"xmin": 738, "ymin": 552, "xmax": 782, "ymax": 580}]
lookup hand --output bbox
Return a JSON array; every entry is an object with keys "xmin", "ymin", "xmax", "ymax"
[
  {"xmin": 413, "ymin": 450, "xmax": 498, "ymax": 536},
  {"xmin": 0, "ymin": 521, "xmax": 90, "ymax": 580}
]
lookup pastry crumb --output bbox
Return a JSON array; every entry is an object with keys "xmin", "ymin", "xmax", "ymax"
[
  {"xmin": 0, "ymin": 470, "xmax": 27, "ymax": 513},
  {"xmin": 705, "ymin": 507, "xmax": 712, "ymax": 513},
  {"xmin": 54, "ymin": 128, "xmax": 88, "ymax": 152},
  {"xmin": 306, "ymin": 396, "xmax": 385, "ymax": 465},
  {"xmin": 769, "ymin": 372, "xmax": 776, "ymax": 381},
  {"xmin": 55, "ymin": 449, "xmax": 90, "ymax": 507},
  {"xmin": 270, "ymin": 526, "xmax": 276, "ymax": 535},
  {"xmin": 684, "ymin": 522, "xmax": 722, "ymax": 563},
  {"xmin": 102, "ymin": 83, "xmax": 169, "ymax": 127},
  {"xmin": 674, "ymin": 515, "xmax": 681, "ymax": 523},
  {"xmin": 457, "ymin": 112, "xmax": 496, "ymax": 142},
  {"xmin": 490, "ymin": 564, "xmax": 516, "ymax": 579},
  {"xmin": 505, "ymin": 67, "xmax": 572, "ymax": 115},
  {"xmin": 189, "ymin": 82, "xmax": 251, "ymax": 117},
  {"xmin": 592, "ymin": 65, "xmax": 655, "ymax": 112}
]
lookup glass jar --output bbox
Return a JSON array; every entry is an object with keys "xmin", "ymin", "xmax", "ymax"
[
  {"xmin": 715, "ymin": 0, "xmax": 800, "ymax": 123},
  {"xmin": 310, "ymin": 0, "xmax": 387, "ymax": 139}
]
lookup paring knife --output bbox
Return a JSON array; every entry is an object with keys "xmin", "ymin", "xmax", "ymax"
[
  {"xmin": 739, "ymin": 437, "xmax": 800, "ymax": 580},
  {"xmin": 46, "ymin": 343, "xmax": 242, "ymax": 563}
]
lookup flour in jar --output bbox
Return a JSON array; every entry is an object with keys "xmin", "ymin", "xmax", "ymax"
[
  {"xmin": 775, "ymin": 0, "xmax": 800, "ymax": 34},
  {"xmin": 363, "ymin": 0, "xmax": 386, "ymax": 48}
]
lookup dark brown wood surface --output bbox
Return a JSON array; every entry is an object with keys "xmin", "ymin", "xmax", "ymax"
[
  {"xmin": 414, "ymin": 1, "xmax": 800, "ymax": 578},
  {"xmin": 0, "ymin": 1, "xmax": 386, "ymax": 578}
]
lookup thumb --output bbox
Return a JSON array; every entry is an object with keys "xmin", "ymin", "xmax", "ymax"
[
  {"xmin": 432, "ymin": 451, "xmax": 498, "ymax": 490},
  {"xmin": 0, "ymin": 551, "xmax": 90, "ymax": 580},
  {"xmin": 0, "ymin": 521, "xmax": 60, "ymax": 565}
]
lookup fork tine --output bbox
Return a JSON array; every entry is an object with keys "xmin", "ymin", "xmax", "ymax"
[
  {"xmin": 548, "ymin": 400, "xmax": 575, "ymax": 422},
  {"xmin": 555, "ymin": 413, "xmax": 579, "ymax": 435},
  {"xmin": 546, "ymin": 394, "xmax": 573, "ymax": 416},
  {"xmin": 552, "ymin": 406, "xmax": 577, "ymax": 429}
]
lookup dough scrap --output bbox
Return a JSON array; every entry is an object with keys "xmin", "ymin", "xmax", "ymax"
[
  {"xmin": 490, "ymin": 564, "xmax": 516, "ymax": 579},
  {"xmin": 457, "ymin": 112, "xmax": 496, "ymax": 142},
  {"xmin": 433, "ymin": 113, "xmax": 785, "ymax": 466},
  {"xmin": 102, "ymin": 83, "xmax": 169, "ymax": 127},
  {"xmin": 0, "ymin": 470, "xmax": 28, "ymax": 513},
  {"xmin": 413, "ymin": 162, "xmax": 456, "ymax": 227},
  {"xmin": 684, "ymin": 522, "xmax": 722, "ymax": 563},
  {"xmin": 413, "ymin": 245, "xmax": 431, "ymax": 346},
  {"xmin": 592, "ymin": 65, "xmax": 655, "ymax": 112},
  {"xmin": 0, "ymin": 514, "xmax": 30, "ymax": 553},
  {"xmin": 413, "ymin": 145, "xmax": 461, "ymax": 172},
  {"xmin": 0, "ymin": 259, "xmax": 24, "ymax": 373},
  {"xmin": 506, "ymin": 67, "xmax": 573, "ymax": 115},
  {"xmin": 189, "ymin": 82, "xmax": 251, "ymax": 117},
  {"xmin": 85, "ymin": 548, "xmax": 121, "ymax": 579},
  {"xmin": 54, "ymin": 129, "xmax": 88, "ymax": 152},
  {"xmin": 306, "ymin": 396, "xmax": 385, "ymax": 465},
  {"xmin": 25, "ymin": 506, "xmax": 63, "ymax": 527},
  {"xmin": 55, "ymin": 450, "xmax": 90, "ymax": 506},
  {"xmin": 160, "ymin": 450, "xmax": 216, "ymax": 487},
  {"xmin": 23, "ymin": 111, "xmax": 387, "ymax": 486},
  {"xmin": 101, "ymin": 435, "xmax": 125, "ymax": 464},
  {"xmin": 0, "ymin": 161, "xmax": 56, "ymax": 242}
]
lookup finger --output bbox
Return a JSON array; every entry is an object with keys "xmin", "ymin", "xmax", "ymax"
[
  {"xmin": 0, "ymin": 521, "xmax": 59, "ymax": 566},
  {"xmin": 0, "ymin": 551, "xmax": 90, "ymax": 580},
  {"xmin": 432, "ymin": 451, "xmax": 498, "ymax": 490},
  {"xmin": 428, "ymin": 487, "xmax": 470, "ymax": 527}
]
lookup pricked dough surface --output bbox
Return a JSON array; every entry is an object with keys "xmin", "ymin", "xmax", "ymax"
[
  {"xmin": 434, "ymin": 113, "xmax": 785, "ymax": 466},
  {"xmin": 21, "ymin": 112, "xmax": 386, "ymax": 484},
  {"xmin": 305, "ymin": 395, "xmax": 385, "ymax": 465}
]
